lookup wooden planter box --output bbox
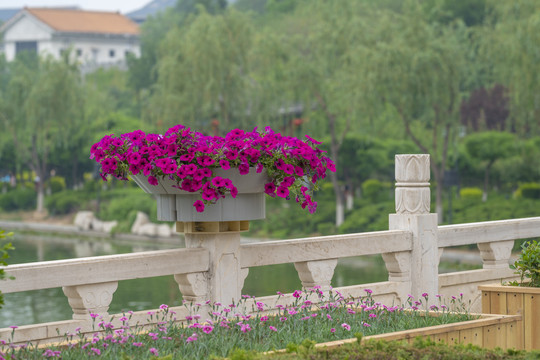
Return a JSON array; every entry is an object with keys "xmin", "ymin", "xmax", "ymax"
[
  {"xmin": 480, "ymin": 284, "xmax": 540, "ymax": 350},
  {"xmin": 266, "ymin": 313, "xmax": 522, "ymax": 355},
  {"xmin": 131, "ymin": 169, "xmax": 268, "ymax": 222}
]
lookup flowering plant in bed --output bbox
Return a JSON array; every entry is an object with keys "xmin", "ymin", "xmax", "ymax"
[
  {"xmin": 90, "ymin": 125, "xmax": 335, "ymax": 215},
  {"xmin": 3, "ymin": 288, "xmax": 477, "ymax": 360}
]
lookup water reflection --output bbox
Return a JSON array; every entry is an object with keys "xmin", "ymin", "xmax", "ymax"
[{"xmin": 0, "ymin": 232, "xmax": 388, "ymax": 327}]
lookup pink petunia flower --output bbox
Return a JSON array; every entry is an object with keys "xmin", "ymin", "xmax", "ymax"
[{"xmin": 193, "ymin": 200, "xmax": 205, "ymax": 212}]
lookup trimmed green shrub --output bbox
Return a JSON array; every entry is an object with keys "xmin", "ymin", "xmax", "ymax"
[
  {"xmin": 110, "ymin": 210, "xmax": 139, "ymax": 235},
  {"xmin": 46, "ymin": 190, "xmax": 87, "ymax": 215},
  {"xmin": 0, "ymin": 187, "xmax": 36, "ymax": 211},
  {"xmin": 48, "ymin": 176, "xmax": 66, "ymax": 193},
  {"xmin": 362, "ymin": 179, "xmax": 391, "ymax": 202},
  {"xmin": 362, "ymin": 179, "xmax": 382, "ymax": 201},
  {"xmin": 459, "ymin": 187, "xmax": 482, "ymax": 202},
  {"xmin": 316, "ymin": 222, "xmax": 335, "ymax": 236},
  {"xmin": 519, "ymin": 183, "xmax": 540, "ymax": 199},
  {"xmin": 99, "ymin": 191, "xmax": 155, "ymax": 222}
]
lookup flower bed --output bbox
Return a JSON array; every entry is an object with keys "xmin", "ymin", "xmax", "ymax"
[
  {"xmin": 480, "ymin": 284, "xmax": 539, "ymax": 350},
  {"xmin": 479, "ymin": 240, "xmax": 540, "ymax": 350},
  {"xmin": 2, "ymin": 288, "xmax": 521, "ymax": 359}
]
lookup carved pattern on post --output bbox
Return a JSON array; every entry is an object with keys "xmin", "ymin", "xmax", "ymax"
[
  {"xmin": 62, "ymin": 281, "xmax": 118, "ymax": 320},
  {"xmin": 294, "ymin": 259, "xmax": 338, "ymax": 292},
  {"xmin": 381, "ymin": 252, "xmax": 411, "ymax": 281},
  {"xmin": 390, "ymin": 154, "xmax": 438, "ymax": 306},
  {"xmin": 478, "ymin": 240, "xmax": 514, "ymax": 269},
  {"xmin": 395, "ymin": 154, "xmax": 430, "ymax": 214},
  {"xmin": 174, "ymin": 273, "xmax": 208, "ymax": 303}
]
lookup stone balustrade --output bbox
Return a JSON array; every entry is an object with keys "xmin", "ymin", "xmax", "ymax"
[{"xmin": 1, "ymin": 154, "xmax": 539, "ymax": 345}]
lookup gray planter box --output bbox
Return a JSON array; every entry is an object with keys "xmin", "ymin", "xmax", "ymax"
[{"xmin": 131, "ymin": 169, "xmax": 268, "ymax": 222}]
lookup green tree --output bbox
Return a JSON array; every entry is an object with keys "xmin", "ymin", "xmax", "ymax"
[
  {"xmin": 1, "ymin": 54, "xmax": 84, "ymax": 212},
  {"xmin": 464, "ymin": 131, "xmax": 516, "ymax": 201},
  {"xmin": 354, "ymin": 2, "xmax": 470, "ymax": 222},
  {"xmin": 126, "ymin": 9, "xmax": 183, "ymax": 99},
  {"xmin": 254, "ymin": 0, "xmax": 375, "ymax": 226},
  {"xmin": 127, "ymin": 0, "xmax": 227, "ymax": 113},
  {"xmin": 151, "ymin": 8, "xmax": 254, "ymax": 131},
  {"xmin": 479, "ymin": 0, "xmax": 540, "ymax": 136}
]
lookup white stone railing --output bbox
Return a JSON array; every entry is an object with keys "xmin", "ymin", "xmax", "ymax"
[{"xmin": 1, "ymin": 154, "xmax": 539, "ymax": 345}]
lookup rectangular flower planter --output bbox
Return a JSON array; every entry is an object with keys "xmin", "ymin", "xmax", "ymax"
[
  {"xmin": 480, "ymin": 284, "xmax": 540, "ymax": 350},
  {"xmin": 131, "ymin": 169, "xmax": 268, "ymax": 222},
  {"xmin": 266, "ymin": 313, "xmax": 522, "ymax": 355}
]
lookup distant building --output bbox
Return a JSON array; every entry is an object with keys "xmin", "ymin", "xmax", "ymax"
[{"xmin": 0, "ymin": 8, "xmax": 140, "ymax": 72}]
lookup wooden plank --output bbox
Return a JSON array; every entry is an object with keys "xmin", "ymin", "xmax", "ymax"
[
  {"xmin": 435, "ymin": 332, "xmax": 448, "ymax": 344},
  {"xmin": 447, "ymin": 330, "xmax": 459, "ymax": 345},
  {"xmin": 483, "ymin": 324, "xmax": 500, "ymax": 349},
  {"xmin": 240, "ymin": 230, "xmax": 413, "ymax": 268},
  {"xmin": 482, "ymin": 291, "xmax": 491, "ymax": 314},
  {"xmin": 459, "ymin": 328, "xmax": 472, "ymax": 345},
  {"xmin": 506, "ymin": 292, "xmax": 524, "ymax": 350},
  {"xmin": 471, "ymin": 327, "xmax": 483, "ymax": 347},
  {"xmin": 506, "ymin": 320, "xmax": 520, "ymax": 350},
  {"xmin": 479, "ymin": 285, "xmax": 540, "ymax": 295},
  {"xmin": 506, "ymin": 292, "xmax": 523, "ymax": 315},
  {"xmin": 438, "ymin": 217, "xmax": 540, "ymax": 247},
  {"xmin": 490, "ymin": 292, "xmax": 507, "ymax": 315},
  {"xmin": 524, "ymin": 293, "xmax": 539, "ymax": 350}
]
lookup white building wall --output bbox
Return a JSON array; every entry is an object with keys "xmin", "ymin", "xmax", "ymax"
[
  {"xmin": 3, "ymin": 15, "xmax": 52, "ymax": 42},
  {"xmin": 3, "ymin": 14, "xmax": 52, "ymax": 61},
  {"xmin": 60, "ymin": 37, "xmax": 140, "ymax": 65},
  {"xmin": 3, "ymin": 43, "xmax": 15, "ymax": 61}
]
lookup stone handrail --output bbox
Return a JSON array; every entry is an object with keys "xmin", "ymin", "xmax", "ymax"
[
  {"xmin": 438, "ymin": 218, "xmax": 540, "ymax": 247},
  {"xmin": 1, "ymin": 248, "xmax": 209, "ymax": 293},
  {"xmin": 240, "ymin": 230, "xmax": 413, "ymax": 267}
]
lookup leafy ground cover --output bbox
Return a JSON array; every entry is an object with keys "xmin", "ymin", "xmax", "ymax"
[
  {"xmin": 2, "ymin": 288, "xmax": 477, "ymax": 359},
  {"xmin": 255, "ymin": 337, "xmax": 540, "ymax": 360}
]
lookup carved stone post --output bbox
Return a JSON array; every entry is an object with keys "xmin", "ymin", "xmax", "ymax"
[
  {"xmin": 62, "ymin": 281, "xmax": 118, "ymax": 320},
  {"xmin": 478, "ymin": 240, "xmax": 514, "ymax": 269},
  {"xmin": 294, "ymin": 259, "xmax": 338, "ymax": 292},
  {"xmin": 388, "ymin": 154, "xmax": 439, "ymax": 306},
  {"xmin": 176, "ymin": 222, "xmax": 248, "ymax": 306}
]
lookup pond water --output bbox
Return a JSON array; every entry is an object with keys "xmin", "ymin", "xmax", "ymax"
[{"xmin": 0, "ymin": 232, "xmax": 391, "ymax": 328}]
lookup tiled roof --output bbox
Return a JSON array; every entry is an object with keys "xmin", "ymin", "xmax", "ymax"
[{"xmin": 25, "ymin": 8, "xmax": 139, "ymax": 35}]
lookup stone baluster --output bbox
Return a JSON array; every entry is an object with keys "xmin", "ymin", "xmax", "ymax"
[
  {"xmin": 386, "ymin": 154, "xmax": 439, "ymax": 306},
  {"xmin": 62, "ymin": 281, "xmax": 118, "ymax": 320},
  {"xmin": 294, "ymin": 259, "xmax": 338, "ymax": 292},
  {"xmin": 478, "ymin": 240, "xmax": 514, "ymax": 269},
  {"xmin": 174, "ymin": 273, "xmax": 208, "ymax": 303},
  {"xmin": 175, "ymin": 221, "xmax": 248, "ymax": 306},
  {"xmin": 381, "ymin": 252, "xmax": 410, "ymax": 283}
]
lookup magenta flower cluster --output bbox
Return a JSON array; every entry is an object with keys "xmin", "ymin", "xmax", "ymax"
[{"xmin": 90, "ymin": 125, "xmax": 335, "ymax": 213}]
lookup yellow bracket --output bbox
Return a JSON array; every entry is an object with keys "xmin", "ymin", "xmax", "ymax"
[{"xmin": 176, "ymin": 221, "xmax": 249, "ymax": 234}]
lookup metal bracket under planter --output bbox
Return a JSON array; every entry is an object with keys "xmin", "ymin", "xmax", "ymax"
[{"xmin": 131, "ymin": 169, "xmax": 267, "ymax": 222}]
